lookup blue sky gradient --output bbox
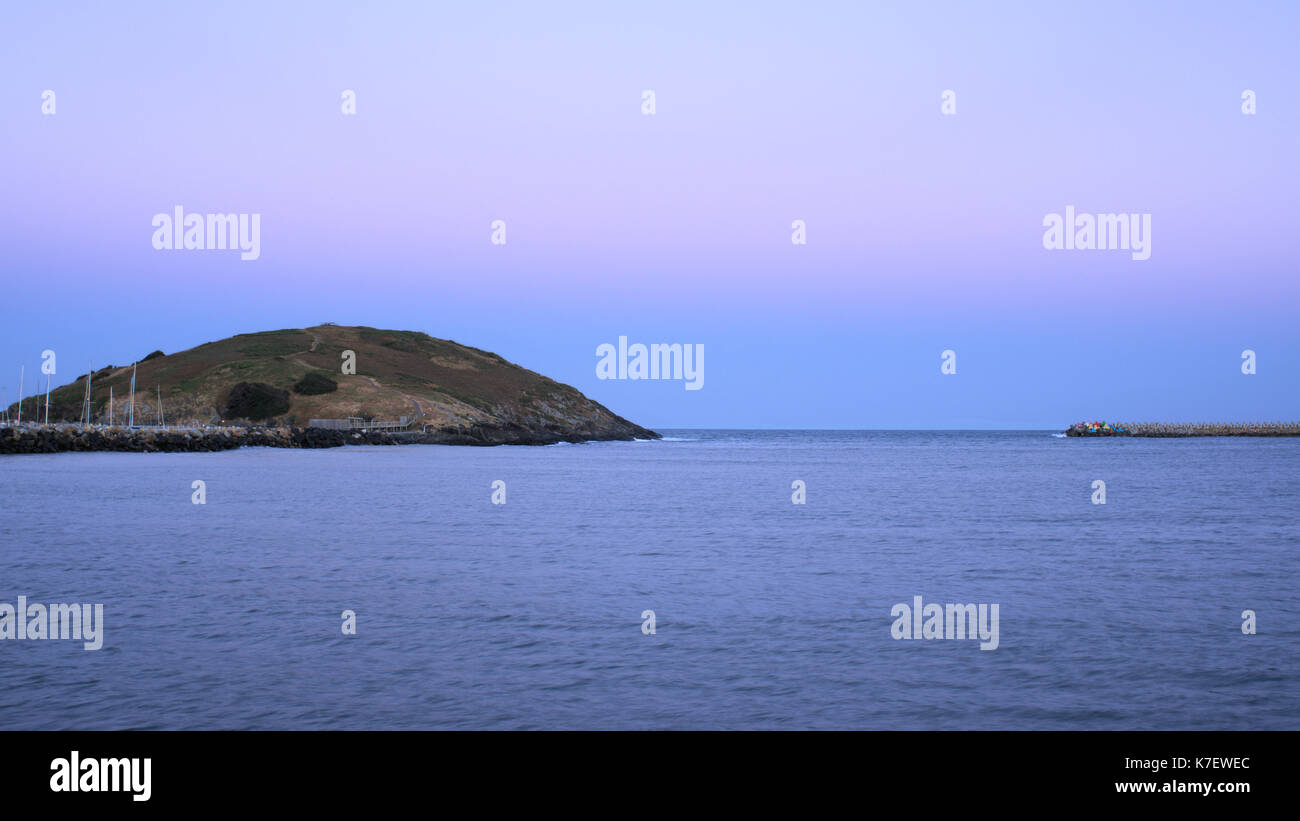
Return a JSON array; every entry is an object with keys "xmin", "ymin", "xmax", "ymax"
[{"xmin": 2, "ymin": 1, "xmax": 1296, "ymax": 427}]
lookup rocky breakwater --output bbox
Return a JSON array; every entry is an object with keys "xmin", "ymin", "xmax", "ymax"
[
  {"xmin": 1064, "ymin": 420, "xmax": 1300, "ymax": 437},
  {"xmin": 0, "ymin": 420, "xmax": 658, "ymax": 454},
  {"xmin": 0, "ymin": 425, "xmax": 349, "ymax": 454}
]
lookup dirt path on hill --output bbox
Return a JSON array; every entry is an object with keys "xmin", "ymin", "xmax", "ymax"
[{"xmin": 359, "ymin": 375, "xmax": 422, "ymax": 425}]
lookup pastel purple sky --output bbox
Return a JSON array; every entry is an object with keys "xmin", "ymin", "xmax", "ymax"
[{"xmin": 2, "ymin": 1, "xmax": 1296, "ymax": 428}]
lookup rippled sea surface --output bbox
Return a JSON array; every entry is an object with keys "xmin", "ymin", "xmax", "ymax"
[{"xmin": 0, "ymin": 430, "xmax": 1296, "ymax": 729}]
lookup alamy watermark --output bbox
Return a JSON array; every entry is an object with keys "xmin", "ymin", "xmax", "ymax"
[
  {"xmin": 151, "ymin": 206, "xmax": 261, "ymax": 261},
  {"xmin": 0, "ymin": 596, "xmax": 104, "ymax": 650},
  {"xmin": 596, "ymin": 336, "xmax": 703, "ymax": 390},
  {"xmin": 50, "ymin": 751, "xmax": 150, "ymax": 801},
  {"xmin": 891, "ymin": 595, "xmax": 999, "ymax": 650},
  {"xmin": 1042, "ymin": 206, "xmax": 1150, "ymax": 261}
]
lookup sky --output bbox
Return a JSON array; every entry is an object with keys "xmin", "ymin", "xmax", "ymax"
[{"xmin": 1, "ymin": 1, "xmax": 1296, "ymax": 429}]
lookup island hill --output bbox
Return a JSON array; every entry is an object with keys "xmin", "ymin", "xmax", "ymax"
[{"xmin": 2, "ymin": 325, "xmax": 658, "ymax": 451}]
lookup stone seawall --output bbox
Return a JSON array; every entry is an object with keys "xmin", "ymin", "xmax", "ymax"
[
  {"xmin": 0, "ymin": 422, "xmax": 653, "ymax": 454},
  {"xmin": 0, "ymin": 425, "xmax": 350, "ymax": 454},
  {"xmin": 1066, "ymin": 421, "xmax": 1300, "ymax": 437}
]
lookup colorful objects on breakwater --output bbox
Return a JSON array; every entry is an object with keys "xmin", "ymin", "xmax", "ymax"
[
  {"xmin": 1066, "ymin": 421, "xmax": 1130, "ymax": 436},
  {"xmin": 1066, "ymin": 421, "xmax": 1300, "ymax": 437}
]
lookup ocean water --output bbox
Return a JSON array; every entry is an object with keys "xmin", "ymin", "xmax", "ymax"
[{"xmin": 0, "ymin": 430, "xmax": 1296, "ymax": 730}]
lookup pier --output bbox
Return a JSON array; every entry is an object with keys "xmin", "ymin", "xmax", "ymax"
[{"xmin": 1067, "ymin": 421, "xmax": 1300, "ymax": 437}]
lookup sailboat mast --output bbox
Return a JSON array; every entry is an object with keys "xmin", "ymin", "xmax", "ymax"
[
  {"xmin": 129, "ymin": 362, "xmax": 136, "ymax": 427},
  {"xmin": 17, "ymin": 365, "xmax": 23, "ymax": 425},
  {"xmin": 109, "ymin": 386, "xmax": 114, "ymax": 426},
  {"xmin": 44, "ymin": 374, "xmax": 50, "ymax": 424},
  {"xmin": 157, "ymin": 384, "xmax": 164, "ymax": 427}
]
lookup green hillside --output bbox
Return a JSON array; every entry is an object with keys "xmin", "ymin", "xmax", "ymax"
[{"xmin": 10, "ymin": 325, "xmax": 656, "ymax": 440}]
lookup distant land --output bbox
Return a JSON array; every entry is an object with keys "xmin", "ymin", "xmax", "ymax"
[
  {"xmin": 4, "ymin": 325, "xmax": 658, "ymax": 446},
  {"xmin": 1066, "ymin": 421, "xmax": 1300, "ymax": 437}
]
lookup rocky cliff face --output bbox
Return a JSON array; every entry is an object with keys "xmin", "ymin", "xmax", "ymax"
[{"xmin": 8, "ymin": 325, "xmax": 658, "ymax": 445}]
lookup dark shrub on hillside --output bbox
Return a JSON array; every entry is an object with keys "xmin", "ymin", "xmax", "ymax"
[
  {"xmin": 142, "ymin": 350, "xmax": 165, "ymax": 361},
  {"xmin": 292, "ymin": 372, "xmax": 338, "ymax": 395},
  {"xmin": 222, "ymin": 382, "xmax": 290, "ymax": 420}
]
